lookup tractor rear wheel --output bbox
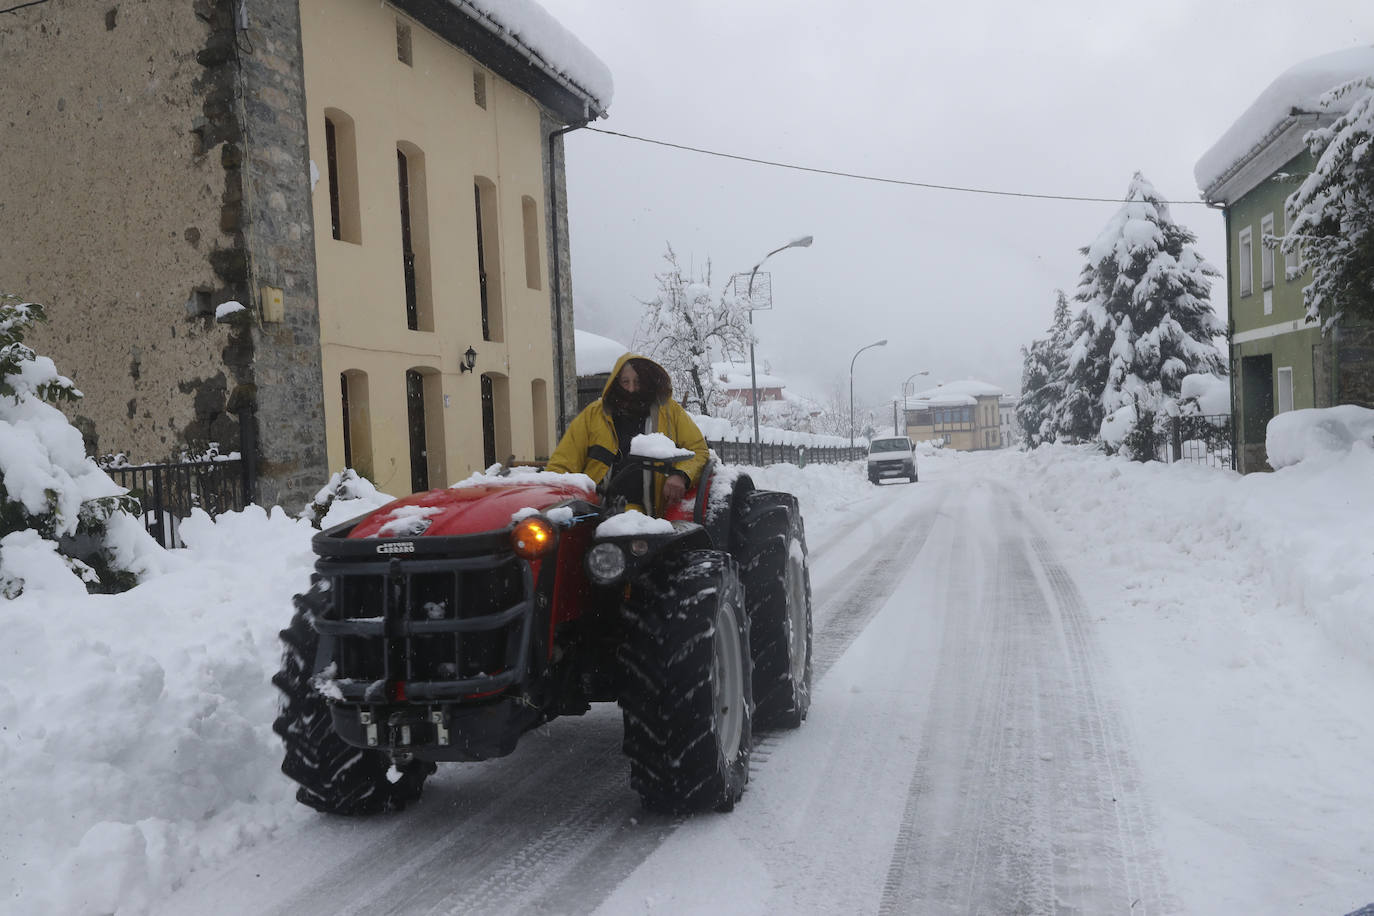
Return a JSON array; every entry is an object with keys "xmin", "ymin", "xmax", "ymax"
[
  {"xmin": 618, "ymin": 550, "xmax": 752, "ymax": 813},
  {"xmin": 272, "ymin": 577, "xmax": 435, "ymax": 815},
  {"xmin": 736, "ymin": 492, "xmax": 813, "ymax": 728}
]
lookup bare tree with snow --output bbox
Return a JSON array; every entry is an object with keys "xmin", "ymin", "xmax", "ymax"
[{"xmin": 632, "ymin": 245, "xmax": 753, "ymax": 416}]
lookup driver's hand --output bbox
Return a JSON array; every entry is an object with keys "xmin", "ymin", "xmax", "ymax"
[{"xmin": 662, "ymin": 474, "xmax": 688, "ymax": 504}]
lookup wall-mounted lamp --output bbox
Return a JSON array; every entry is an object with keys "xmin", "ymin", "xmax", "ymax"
[{"xmin": 460, "ymin": 346, "xmax": 477, "ymax": 373}]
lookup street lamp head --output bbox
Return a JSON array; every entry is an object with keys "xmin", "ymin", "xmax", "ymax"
[
  {"xmin": 875, "ymin": 339, "xmax": 888, "ymax": 347},
  {"xmin": 789, "ymin": 235, "xmax": 814, "ymax": 249}
]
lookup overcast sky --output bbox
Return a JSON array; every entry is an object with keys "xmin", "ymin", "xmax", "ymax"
[{"xmin": 540, "ymin": 0, "xmax": 1368, "ymax": 409}]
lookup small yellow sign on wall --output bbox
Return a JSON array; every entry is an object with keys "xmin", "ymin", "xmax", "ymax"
[{"xmin": 261, "ymin": 286, "xmax": 285, "ymax": 323}]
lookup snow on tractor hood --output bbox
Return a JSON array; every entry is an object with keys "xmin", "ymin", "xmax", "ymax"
[{"xmin": 347, "ymin": 469, "xmax": 596, "ymax": 539}]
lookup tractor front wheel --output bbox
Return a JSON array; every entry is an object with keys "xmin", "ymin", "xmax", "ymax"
[
  {"xmin": 272, "ymin": 577, "xmax": 435, "ymax": 816},
  {"xmin": 618, "ymin": 550, "xmax": 752, "ymax": 813}
]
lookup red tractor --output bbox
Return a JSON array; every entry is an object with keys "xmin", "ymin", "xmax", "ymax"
[{"xmin": 273, "ymin": 453, "xmax": 812, "ymax": 815}]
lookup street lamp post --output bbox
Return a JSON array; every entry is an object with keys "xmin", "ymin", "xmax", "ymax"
[
  {"xmin": 897, "ymin": 369, "xmax": 930, "ymax": 435},
  {"xmin": 849, "ymin": 339, "xmax": 888, "ymax": 449},
  {"xmin": 742, "ymin": 235, "xmax": 812, "ymax": 465}
]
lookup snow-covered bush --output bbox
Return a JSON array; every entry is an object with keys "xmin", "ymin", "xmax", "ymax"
[{"xmin": 0, "ymin": 293, "xmax": 158, "ymax": 595}]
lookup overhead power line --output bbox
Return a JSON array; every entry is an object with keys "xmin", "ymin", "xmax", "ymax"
[{"xmin": 583, "ymin": 126, "xmax": 1209, "ymax": 206}]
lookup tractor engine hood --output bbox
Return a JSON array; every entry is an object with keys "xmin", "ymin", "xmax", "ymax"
[{"xmin": 347, "ymin": 473, "xmax": 598, "ymax": 540}]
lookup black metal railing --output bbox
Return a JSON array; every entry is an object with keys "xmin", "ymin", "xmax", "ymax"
[
  {"xmin": 104, "ymin": 459, "xmax": 249, "ymax": 548},
  {"xmin": 707, "ymin": 440, "xmax": 865, "ymax": 467},
  {"xmin": 1167, "ymin": 414, "xmax": 1234, "ymax": 468}
]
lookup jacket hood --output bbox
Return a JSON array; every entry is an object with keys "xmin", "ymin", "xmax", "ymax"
[{"xmin": 602, "ymin": 352, "xmax": 673, "ymax": 402}]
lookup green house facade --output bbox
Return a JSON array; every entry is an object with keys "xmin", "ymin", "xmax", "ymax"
[{"xmin": 1196, "ymin": 47, "xmax": 1374, "ymax": 473}]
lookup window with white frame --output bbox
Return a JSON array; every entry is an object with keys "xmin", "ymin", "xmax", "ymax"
[
  {"xmin": 1238, "ymin": 226, "xmax": 1253, "ymax": 297},
  {"xmin": 1277, "ymin": 366, "xmax": 1294, "ymax": 413},
  {"xmin": 1260, "ymin": 214, "xmax": 1275, "ymax": 289}
]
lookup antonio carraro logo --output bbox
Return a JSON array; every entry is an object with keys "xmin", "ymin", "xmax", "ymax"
[{"xmin": 376, "ymin": 542, "xmax": 416, "ymax": 554}]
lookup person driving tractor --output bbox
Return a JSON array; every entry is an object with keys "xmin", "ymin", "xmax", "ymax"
[{"xmin": 546, "ymin": 353, "xmax": 708, "ymax": 516}]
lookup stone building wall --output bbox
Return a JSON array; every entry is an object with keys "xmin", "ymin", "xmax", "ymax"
[
  {"xmin": 235, "ymin": 0, "xmax": 327, "ymax": 509},
  {"xmin": 0, "ymin": 0, "xmax": 241, "ymax": 461},
  {"xmin": 1337, "ymin": 322, "xmax": 1374, "ymax": 409}
]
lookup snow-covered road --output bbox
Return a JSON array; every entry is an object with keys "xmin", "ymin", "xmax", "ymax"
[{"xmin": 148, "ymin": 463, "xmax": 1173, "ymax": 916}]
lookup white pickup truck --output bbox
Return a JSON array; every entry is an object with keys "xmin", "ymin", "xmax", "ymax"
[{"xmin": 867, "ymin": 436, "xmax": 918, "ymax": 484}]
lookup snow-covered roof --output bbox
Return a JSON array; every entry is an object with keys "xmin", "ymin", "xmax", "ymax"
[
  {"xmin": 573, "ymin": 329, "xmax": 626, "ymax": 376},
  {"xmin": 713, "ymin": 361, "xmax": 786, "ymax": 391},
  {"xmin": 463, "ymin": 0, "xmax": 612, "ymax": 111},
  {"xmin": 908, "ymin": 379, "xmax": 1003, "ymax": 408},
  {"xmin": 1195, "ymin": 46, "xmax": 1374, "ymax": 195}
]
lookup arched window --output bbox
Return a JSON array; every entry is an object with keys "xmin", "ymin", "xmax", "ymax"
[
  {"xmin": 406, "ymin": 367, "xmax": 446, "ymax": 492},
  {"xmin": 322, "ymin": 108, "xmax": 361, "ymax": 243},
  {"xmin": 397, "ymin": 142, "xmax": 433, "ymax": 331},
  {"xmin": 474, "ymin": 177, "xmax": 504, "ymax": 341},
  {"xmin": 521, "ymin": 195, "xmax": 541, "ymax": 290},
  {"xmin": 531, "ymin": 378, "xmax": 549, "ymax": 460}
]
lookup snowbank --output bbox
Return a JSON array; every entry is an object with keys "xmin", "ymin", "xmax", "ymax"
[
  {"xmin": 999, "ymin": 440, "xmax": 1374, "ymax": 685},
  {"xmin": 0, "ymin": 506, "xmax": 318, "ymax": 915},
  {"xmin": 1266, "ymin": 404, "xmax": 1374, "ymax": 469}
]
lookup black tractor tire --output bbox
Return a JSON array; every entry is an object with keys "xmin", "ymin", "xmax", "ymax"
[
  {"xmin": 735, "ymin": 491, "xmax": 813, "ymax": 729},
  {"xmin": 272, "ymin": 577, "xmax": 435, "ymax": 816},
  {"xmin": 618, "ymin": 550, "xmax": 752, "ymax": 813}
]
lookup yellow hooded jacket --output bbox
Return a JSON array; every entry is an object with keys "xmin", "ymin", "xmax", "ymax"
[{"xmin": 546, "ymin": 353, "xmax": 708, "ymax": 515}]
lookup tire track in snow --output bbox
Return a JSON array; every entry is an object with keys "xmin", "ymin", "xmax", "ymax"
[
  {"xmin": 1024, "ymin": 509, "xmax": 1177, "ymax": 915},
  {"xmin": 878, "ymin": 484, "xmax": 1175, "ymax": 915}
]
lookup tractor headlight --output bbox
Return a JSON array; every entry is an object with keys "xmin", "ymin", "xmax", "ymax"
[
  {"xmin": 511, "ymin": 517, "xmax": 557, "ymax": 560},
  {"xmin": 586, "ymin": 543, "xmax": 628, "ymax": 585}
]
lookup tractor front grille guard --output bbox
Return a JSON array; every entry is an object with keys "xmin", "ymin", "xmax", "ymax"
[{"xmin": 311, "ymin": 553, "xmax": 535, "ymax": 702}]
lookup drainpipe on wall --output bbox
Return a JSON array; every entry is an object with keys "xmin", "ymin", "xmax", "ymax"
[
  {"xmin": 548, "ymin": 121, "xmax": 588, "ymax": 439},
  {"xmin": 1211, "ymin": 199, "xmax": 1239, "ymax": 472}
]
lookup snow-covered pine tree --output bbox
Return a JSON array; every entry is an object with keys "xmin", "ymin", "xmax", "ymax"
[
  {"xmin": 1057, "ymin": 173, "xmax": 1226, "ymax": 456},
  {"xmin": 632, "ymin": 245, "xmax": 753, "ymax": 415},
  {"xmin": 0, "ymin": 293, "xmax": 155, "ymax": 595},
  {"xmin": 1283, "ymin": 77, "xmax": 1374, "ymax": 325},
  {"xmin": 1016, "ymin": 290, "xmax": 1072, "ymax": 447}
]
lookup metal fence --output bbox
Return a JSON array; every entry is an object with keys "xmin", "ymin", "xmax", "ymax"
[
  {"xmin": 104, "ymin": 459, "xmax": 250, "ymax": 548},
  {"xmin": 1165, "ymin": 414, "xmax": 1234, "ymax": 469},
  {"xmin": 708, "ymin": 440, "xmax": 865, "ymax": 466}
]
